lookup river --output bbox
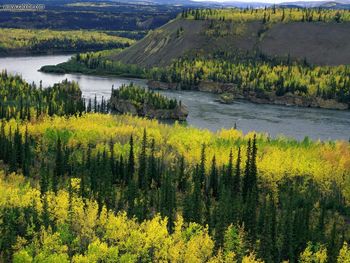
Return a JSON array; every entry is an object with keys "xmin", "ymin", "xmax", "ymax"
[{"xmin": 1, "ymin": 54, "xmax": 349, "ymax": 141}]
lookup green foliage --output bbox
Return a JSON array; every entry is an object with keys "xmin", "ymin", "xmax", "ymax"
[
  {"xmin": 42, "ymin": 51, "xmax": 147, "ymax": 78},
  {"xmin": 0, "ymin": 29, "xmax": 134, "ymax": 55},
  {"xmin": 0, "ymin": 74, "xmax": 349, "ymax": 262},
  {"xmin": 149, "ymin": 54, "xmax": 350, "ymax": 103},
  {"xmin": 50, "ymin": 49, "xmax": 350, "ymax": 105},
  {"xmin": 181, "ymin": 8, "xmax": 350, "ymax": 23},
  {"xmin": 111, "ymin": 83, "xmax": 178, "ymax": 110},
  {"xmin": 0, "ymin": 72, "xmax": 86, "ymax": 121}
]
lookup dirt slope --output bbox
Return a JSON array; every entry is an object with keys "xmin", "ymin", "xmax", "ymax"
[
  {"xmin": 111, "ymin": 18, "xmax": 350, "ymax": 67},
  {"xmin": 259, "ymin": 22, "xmax": 350, "ymax": 65}
]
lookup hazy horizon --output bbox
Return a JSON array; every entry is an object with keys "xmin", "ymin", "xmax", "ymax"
[{"xmin": 194, "ymin": 0, "xmax": 336, "ymax": 3}]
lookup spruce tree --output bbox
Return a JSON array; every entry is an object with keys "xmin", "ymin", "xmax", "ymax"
[
  {"xmin": 233, "ymin": 147, "xmax": 241, "ymax": 197},
  {"xmin": 138, "ymin": 129, "xmax": 147, "ymax": 190},
  {"xmin": 23, "ymin": 126, "xmax": 30, "ymax": 177},
  {"xmin": 209, "ymin": 155, "xmax": 218, "ymax": 199},
  {"xmin": 242, "ymin": 139, "xmax": 251, "ymax": 201},
  {"xmin": 192, "ymin": 168, "xmax": 203, "ymax": 224},
  {"xmin": 177, "ymin": 155, "xmax": 186, "ymax": 192},
  {"xmin": 53, "ymin": 137, "xmax": 64, "ymax": 193},
  {"xmin": 199, "ymin": 144, "xmax": 206, "ymax": 190},
  {"xmin": 127, "ymin": 135, "xmax": 135, "ymax": 183},
  {"xmin": 159, "ymin": 172, "xmax": 176, "ymax": 230},
  {"xmin": 147, "ymin": 138, "xmax": 158, "ymax": 188}
]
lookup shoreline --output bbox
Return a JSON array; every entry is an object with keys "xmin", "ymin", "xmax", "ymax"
[
  {"xmin": 40, "ymin": 64, "xmax": 349, "ymax": 111},
  {"xmin": 147, "ymin": 80, "xmax": 350, "ymax": 111}
]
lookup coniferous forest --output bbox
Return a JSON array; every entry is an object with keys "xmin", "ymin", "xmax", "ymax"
[
  {"xmin": 56, "ymin": 50, "xmax": 350, "ymax": 104},
  {"xmin": 1, "ymin": 3, "xmax": 350, "ymax": 263},
  {"xmin": 0, "ymin": 72, "xmax": 349, "ymax": 262}
]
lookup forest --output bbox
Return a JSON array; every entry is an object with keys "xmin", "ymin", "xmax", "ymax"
[
  {"xmin": 0, "ymin": 72, "xmax": 86, "ymax": 121},
  {"xmin": 0, "ymin": 29, "xmax": 134, "ymax": 55},
  {"xmin": 38, "ymin": 7, "xmax": 350, "ymax": 107},
  {"xmin": 40, "ymin": 50, "xmax": 146, "ymax": 77},
  {"xmin": 47, "ymin": 49, "xmax": 350, "ymax": 105},
  {"xmin": 149, "ymin": 55, "xmax": 350, "ymax": 104},
  {"xmin": 181, "ymin": 7, "xmax": 350, "ymax": 23},
  {"xmin": 0, "ymin": 1, "xmax": 181, "ymax": 31},
  {"xmin": 112, "ymin": 84, "xmax": 179, "ymax": 110},
  {"xmin": 0, "ymin": 73, "xmax": 350, "ymax": 262}
]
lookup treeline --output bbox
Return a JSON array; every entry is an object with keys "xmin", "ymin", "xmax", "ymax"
[
  {"xmin": 0, "ymin": 28, "xmax": 134, "ymax": 55},
  {"xmin": 1, "ymin": 73, "xmax": 349, "ymax": 262},
  {"xmin": 0, "ymin": 3, "xmax": 180, "ymax": 31},
  {"xmin": 0, "ymin": 72, "xmax": 86, "ymax": 120},
  {"xmin": 0, "ymin": 123, "xmax": 349, "ymax": 262},
  {"xmin": 106, "ymin": 30, "xmax": 148, "ymax": 40},
  {"xmin": 112, "ymin": 83, "xmax": 179, "ymax": 110},
  {"xmin": 181, "ymin": 7, "xmax": 350, "ymax": 23},
  {"xmin": 149, "ymin": 55, "xmax": 350, "ymax": 103},
  {"xmin": 75, "ymin": 51, "xmax": 146, "ymax": 77},
  {"xmin": 48, "ymin": 50, "xmax": 350, "ymax": 104},
  {"xmin": 41, "ymin": 51, "xmax": 147, "ymax": 77},
  {"xmin": 0, "ymin": 72, "xmax": 114, "ymax": 121}
]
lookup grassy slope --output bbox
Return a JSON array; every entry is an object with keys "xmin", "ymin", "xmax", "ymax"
[{"xmin": 112, "ymin": 17, "xmax": 350, "ymax": 67}]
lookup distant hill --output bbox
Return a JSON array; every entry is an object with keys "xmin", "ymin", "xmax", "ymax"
[
  {"xmin": 111, "ymin": 14, "xmax": 350, "ymax": 67},
  {"xmin": 111, "ymin": 0, "xmax": 350, "ymax": 9},
  {"xmin": 1, "ymin": 0, "xmax": 349, "ymax": 9}
]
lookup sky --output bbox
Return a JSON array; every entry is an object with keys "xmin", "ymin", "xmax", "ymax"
[{"xmin": 195, "ymin": 0, "xmax": 325, "ymax": 3}]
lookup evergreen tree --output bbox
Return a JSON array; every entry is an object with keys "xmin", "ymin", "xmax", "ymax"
[
  {"xmin": 209, "ymin": 155, "xmax": 218, "ymax": 199},
  {"xmin": 127, "ymin": 135, "xmax": 135, "ymax": 183},
  {"xmin": 53, "ymin": 137, "xmax": 64, "ymax": 193},
  {"xmin": 23, "ymin": 126, "xmax": 30, "ymax": 177},
  {"xmin": 242, "ymin": 139, "xmax": 251, "ymax": 201},
  {"xmin": 233, "ymin": 147, "xmax": 241, "ymax": 197},
  {"xmin": 177, "ymin": 155, "xmax": 186, "ymax": 192},
  {"xmin": 138, "ymin": 129, "xmax": 147, "ymax": 190},
  {"xmin": 199, "ymin": 144, "xmax": 206, "ymax": 189},
  {"xmin": 159, "ymin": 173, "xmax": 176, "ymax": 230}
]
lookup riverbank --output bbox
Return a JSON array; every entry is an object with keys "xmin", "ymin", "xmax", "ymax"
[
  {"xmin": 0, "ymin": 49, "xmax": 121, "ymax": 58},
  {"xmin": 40, "ymin": 59, "xmax": 349, "ymax": 111},
  {"xmin": 39, "ymin": 59, "xmax": 146, "ymax": 79},
  {"xmin": 2, "ymin": 54, "xmax": 350, "ymax": 140},
  {"xmin": 148, "ymin": 80, "xmax": 349, "ymax": 111},
  {"xmin": 109, "ymin": 84, "xmax": 188, "ymax": 121}
]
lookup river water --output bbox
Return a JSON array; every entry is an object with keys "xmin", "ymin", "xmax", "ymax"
[{"xmin": 1, "ymin": 54, "xmax": 349, "ymax": 141}]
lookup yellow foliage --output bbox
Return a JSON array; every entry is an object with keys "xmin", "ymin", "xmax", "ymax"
[
  {"xmin": 5, "ymin": 113, "xmax": 347, "ymax": 201},
  {"xmin": 337, "ymin": 242, "xmax": 350, "ymax": 263},
  {"xmin": 299, "ymin": 244, "xmax": 327, "ymax": 263},
  {"xmin": 242, "ymin": 253, "xmax": 264, "ymax": 263}
]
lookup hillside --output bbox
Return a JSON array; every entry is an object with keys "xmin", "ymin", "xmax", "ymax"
[
  {"xmin": 41, "ymin": 8, "xmax": 350, "ymax": 109},
  {"xmin": 113, "ymin": 16, "xmax": 350, "ymax": 67},
  {"xmin": 0, "ymin": 28, "xmax": 134, "ymax": 56},
  {"xmin": 111, "ymin": 18, "xmax": 259, "ymax": 67}
]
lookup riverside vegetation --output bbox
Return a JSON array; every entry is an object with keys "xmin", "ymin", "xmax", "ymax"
[
  {"xmin": 41, "ymin": 7, "xmax": 350, "ymax": 109},
  {"xmin": 109, "ymin": 84, "xmax": 188, "ymax": 120},
  {"xmin": 0, "ymin": 72, "xmax": 350, "ymax": 262}
]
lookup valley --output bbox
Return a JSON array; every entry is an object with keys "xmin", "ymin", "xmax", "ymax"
[
  {"xmin": 2, "ymin": 54, "xmax": 350, "ymax": 140},
  {"xmin": 42, "ymin": 8, "xmax": 350, "ymax": 111},
  {"xmin": 0, "ymin": 2, "xmax": 350, "ymax": 263}
]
